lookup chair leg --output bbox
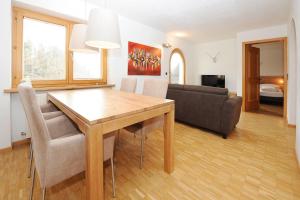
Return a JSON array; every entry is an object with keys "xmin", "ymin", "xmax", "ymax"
[
  {"xmin": 139, "ymin": 134, "xmax": 145, "ymax": 169},
  {"xmin": 117, "ymin": 130, "xmax": 120, "ymax": 146},
  {"xmin": 28, "ymin": 140, "xmax": 32, "ymax": 158},
  {"xmin": 29, "ymin": 167, "xmax": 35, "ymax": 200},
  {"xmin": 110, "ymin": 158, "xmax": 116, "ymax": 198},
  {"xmin": 28, "ymin": 144, "xmax": 33, "ymax": 178},
  {"xmin": 42, "ymin": 188, "xmax": 46, "ymax": 200}
]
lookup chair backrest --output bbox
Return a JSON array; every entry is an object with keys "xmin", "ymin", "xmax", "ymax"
[
  {"xmin": 143, "ymin": 79, "xmax": 169, "ymax": 98},
  {"xmin": 18, "ymin": 81, "xmax": 50, "ymax": 186},
  {"xmin": 120, "ymin": 77, "xmax": 137, "ymax": 93},
  {"xmin": 103, "ymin": 135, "xmax": 115, "ymax": 161}
]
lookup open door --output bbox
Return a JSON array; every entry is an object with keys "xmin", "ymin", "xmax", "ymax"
[{"xmin": 245, "ymin": 45, "xmax": 260, "ymax": 111}]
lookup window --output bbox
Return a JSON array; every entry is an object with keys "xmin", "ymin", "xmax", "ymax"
[
  {"xmin": 72, "ymin": 52, "xmax": 102, "ymax": 80},
  {"xmin": 23, "ymin": 18, "xmax": 66, "ymax": 81},
  {"xmin": 170, "ymin": 48, "xmax": 185, "ymax": 84},
  {"xmin": 12, "ymin": 7, "xmax": 107, "ymax": 88}
]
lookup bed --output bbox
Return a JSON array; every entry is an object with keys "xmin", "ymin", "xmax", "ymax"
[{"xmin": 260, "ymin": 84, "xmax": 284, "ymax": 106}]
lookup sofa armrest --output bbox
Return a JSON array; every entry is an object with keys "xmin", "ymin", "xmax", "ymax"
[{"xmin": 220, "ymin": 96, "xmax": 242, "ymax": 137}]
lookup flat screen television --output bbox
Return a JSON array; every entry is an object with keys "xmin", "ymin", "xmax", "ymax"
[{"xmin": 201, "ymin": 75, "xmax": 225, "ymax": 88}]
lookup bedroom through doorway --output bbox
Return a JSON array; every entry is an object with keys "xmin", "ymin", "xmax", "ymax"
[{"xmin": 243, "ymin": 38, "xmax": 288, "ymax": 118}]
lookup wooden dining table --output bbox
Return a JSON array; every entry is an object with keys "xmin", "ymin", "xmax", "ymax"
[{"xmin": 47, "ymin": 88, "xmax": 175, "ymax": 200}]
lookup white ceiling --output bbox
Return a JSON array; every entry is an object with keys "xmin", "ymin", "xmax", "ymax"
[{"xmin": 88, "ymin": 0, "xmax": 291, "ymax": 43}]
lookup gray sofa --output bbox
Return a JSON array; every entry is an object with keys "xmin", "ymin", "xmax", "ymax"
[{"xmin": 166, "ymin": 84, "xmax": 242, "ymax": 139}]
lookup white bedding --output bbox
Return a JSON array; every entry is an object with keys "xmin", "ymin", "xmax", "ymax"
[
  {"xmin": 260, "ymin": 90, "xmax": 283, "ymax": 98},
  {"xmin": 260, "ymin": 84, "xmax": 283, "ymax": 97}
]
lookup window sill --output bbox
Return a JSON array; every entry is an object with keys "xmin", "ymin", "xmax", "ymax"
[{"xmin": 4, "ymin": 84, "xmax": 115, "ymax": 93}]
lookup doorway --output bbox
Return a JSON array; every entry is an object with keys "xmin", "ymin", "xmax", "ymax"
[
  {"xmin": 243, "ymin": 37, "xmax": 288, "ymax": 118},
  {"xmin": 169, "ymin": 48, "xmax": 186, "ymax": 84}
]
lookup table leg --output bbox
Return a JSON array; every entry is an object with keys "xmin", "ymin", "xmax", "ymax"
[
  {"xmin": 163, "ymin": 108, "xmax": 175, "ymax": 173},
  {"xmin": 86, "ymin": 125, "xmax": 104, "ymax": 200}
]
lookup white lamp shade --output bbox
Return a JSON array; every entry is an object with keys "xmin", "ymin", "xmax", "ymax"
[
  {"xmin": 69, "ymin": 24, "xmax": 98, "ymax": 53},
  {"xmin": 86, "ymin": 8, "xmax": 121, "ymax": 49}
]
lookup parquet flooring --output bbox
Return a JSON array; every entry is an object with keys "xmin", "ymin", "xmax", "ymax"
[
  {"xmin": 259, "ymin": 104, "xmax": 284, "ymax": 117},
  {"xmin": 0, "ymin": 111, "xmax": 299, "ymax": 200}
]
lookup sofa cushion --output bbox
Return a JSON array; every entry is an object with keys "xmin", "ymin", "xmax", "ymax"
[
  {"xmin": 168, "ymin": 84, "xmax": 185, "ymax": 90},
  {"xmin": 183, "ymin": 85, "xmax": 228, "ymax": 96},
  {"xmin": 182, "ymin": 91, "xmax": 228, "ymax": 132}
]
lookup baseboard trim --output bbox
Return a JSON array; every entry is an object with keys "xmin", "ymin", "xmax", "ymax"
[
  {"xmin": 12, "ymin": 138, "xmax": 30, "ymax": 148},
  {"xmin": 0, "ymin": 146, "xmax": 12, "ymax": 153},
  {"xmin": 0, "ymin": 138, "xmax": 30, "ymax": 154},
  {"xmin": 288, "ymin": 124, "xmax": 296, "ymax": 128}
]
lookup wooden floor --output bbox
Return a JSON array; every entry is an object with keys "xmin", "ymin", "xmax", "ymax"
[
  {"xmin": 1, "ymin": 111, "xmax": 300, "ymax": 200},
  {"xmin": 259, "ymin": 104, "xmax": 284, "ymax": 117}
]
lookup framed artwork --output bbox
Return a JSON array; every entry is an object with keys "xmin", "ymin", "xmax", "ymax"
[{"xmin": 128, "ymin": 41, "xmax": 161, "ymax": 75}]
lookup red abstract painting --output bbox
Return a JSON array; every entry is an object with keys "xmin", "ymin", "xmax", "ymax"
[{"xmin": 128, "ymin": 42, "xmax": 161, "ymax": 76}]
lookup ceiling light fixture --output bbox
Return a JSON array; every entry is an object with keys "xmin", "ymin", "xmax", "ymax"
[
  {"xmin": 69, "ymin": 24, "xmax": 98, "ymax": 53},
  {"xmin": 85, "ymin": 0, "xmax": 121, "ymax": 49},
  {"xmin": 162, "ymin": 43, "xmax": 172, "ymax": 48},
  {"xmin": 69, "ymin": 0, "xmax": 121, "ymax": 51},
  {"xmin": 174, "ymin": 32, "xmax": 188, "ymax": 38},
  {"xmin": 69, "ymin": 0, "xmax": 98, "ymax": 53}
]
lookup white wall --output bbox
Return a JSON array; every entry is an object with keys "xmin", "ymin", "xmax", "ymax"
[
  {"xmin": 107, "ymin": 17, "xmax": 166, "ymax": 94},
  {"xmin": 182, "ymin": 25, "xmax": 290, "ymax": 95},
  {"xmin": 192, "ymin": 39, "xmax": 237, "ymax": 91},
  {"xmin": 0, "ymin": 0, "xmax": 12, "ymax": 149},
  {"xmin": 108, "ymin": 18, "xmax": 195, "ymax": 93},
  {"xmin": 288, "ymin": 21, "xmax": 297, "ymax": 127},
  {"xmin": 166, "ymin": 36, "xmax": 196, "ymax": 85},
  {"xmin": 253, "ymin": 43, "xmax": 284, "ymax": 76},
  {"xmin": 289, "ymin": 0, "xmax": 300, "ymax": 165}
]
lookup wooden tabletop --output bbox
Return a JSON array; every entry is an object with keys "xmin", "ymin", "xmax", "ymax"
[{"xmin": 48, "ymin": 88, "xmax": 174, "ymax": 125}]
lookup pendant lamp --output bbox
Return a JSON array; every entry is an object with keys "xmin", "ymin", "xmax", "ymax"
[
  {"xmin": 85, "ymin": 7, "xmax": 121, "ymax": 49},
  {"xmin": 69, "ymin": 24, "xmax": 98, "ymax": 53}
]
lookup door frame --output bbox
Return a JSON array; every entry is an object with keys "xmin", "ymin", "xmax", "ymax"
[{"xmin": 242, "ymin": 37, "xmax": 288, "ymax": 118}]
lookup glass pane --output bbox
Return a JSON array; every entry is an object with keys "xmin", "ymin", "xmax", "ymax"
[
  {"xmin": 73, "ymin": 51, "xmax": 102, "ymax": 80},
  {"xmin": 170, "ymin": 52, "xmax": 184, "ymax": 84},
  {"xmin": 23, "ymin": 18, "xmax": 66, "ymax": 80}
]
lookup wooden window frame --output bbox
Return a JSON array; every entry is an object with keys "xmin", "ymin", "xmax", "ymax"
[{"xmin": 12, "ymin": 7, "xmax": 107, "ymax": 88}]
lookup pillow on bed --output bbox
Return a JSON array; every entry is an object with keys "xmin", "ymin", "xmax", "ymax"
[
  {"xmin": 260, "ymin": 84, "xmax": 279, "ymax": 89},
  {"xmin": 261, "ymin": 87, "xmax": 280, "ymax": 92}
]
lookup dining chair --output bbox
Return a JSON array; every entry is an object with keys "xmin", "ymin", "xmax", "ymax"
[
  {"xmin": 20, "ymin": 81, "xmax": 63, "ymax": 179},
  {"xmin": 120, "ymin": 77, "xmax": 137, "ymax": 93},
  {"xmin": 18, "ymin": 82, "xmax": 116, "ymax": 199},
  {"xmin": 28, "ymin": 105, "xmax": 63, "ymax": 179},
  {"xmin": 116, "ymin": 77, "xmax": 138, "ymax": 145},
  {"xmin": 124, "ymin": 79, "xmax": 169, "ymax": 168}
]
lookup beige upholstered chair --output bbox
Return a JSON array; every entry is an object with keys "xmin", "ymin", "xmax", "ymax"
[
  {"xmin": 124, "ymin": 79, "xmax": 169, "ymax": 168},
  {"xmin": 18, "ymin": 82, "xmax": 116, "ymax": 199},
  {"xmin": 28, "ymin": 105, "xmax": 64, "ymax": 178},
  {"xmin": 120, "ymin": 77, "xmax": 137, "ymax": 93},
  {"xmin": 116, "ymin": 77, "xmax": 138, "ymax": 145},
  {"xmin": 21, "ymin": 82, "xmax": 63, "ymax": 179},
  {"xmin": 40, "ymin": 103, "xmax": 63, "ymax": 120}
]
